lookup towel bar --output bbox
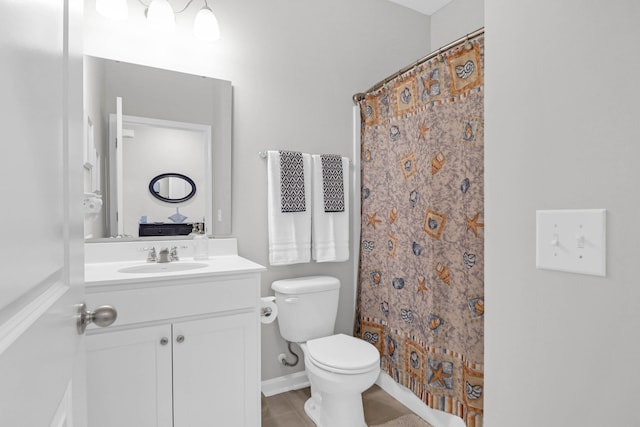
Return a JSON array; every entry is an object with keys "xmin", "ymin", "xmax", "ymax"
[{"xmin": 258, "ymin": 151, "xmax": 352, "ymax": 165}]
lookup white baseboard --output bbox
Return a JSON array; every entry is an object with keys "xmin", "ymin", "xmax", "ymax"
[
  {"xmin": 375, "ymin": 372, "xmax": 466, "ymax": 427},
  {"xmin": 261, "ymin": 371, "xmax": 310, "ymax": 397}
]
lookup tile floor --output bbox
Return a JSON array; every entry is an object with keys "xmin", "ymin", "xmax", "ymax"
[{"xmin": 262, "ymin": 384, "xmax": 414, "ymax": 426}]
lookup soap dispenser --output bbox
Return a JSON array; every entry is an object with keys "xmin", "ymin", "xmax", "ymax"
[{"xmin": 192, "ymin": 222, "xmax": 209, "ymax": 260}]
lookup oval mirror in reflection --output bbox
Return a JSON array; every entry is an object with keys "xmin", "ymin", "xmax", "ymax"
[{"xmin": 149, "ymin": 173, "xmax": 197, "ymax": 203}]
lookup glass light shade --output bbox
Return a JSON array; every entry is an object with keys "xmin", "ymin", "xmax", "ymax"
[
  {"xmin": 193, "ymin": 6, "xmax": 220, "ymax": 42},
  {"xmin": 96, "ymin": 0, "xmax": 128, "ymax": 20},
  {"xmin": 147, "ymin": 0, "xmax": 175, "ymax": 33}
]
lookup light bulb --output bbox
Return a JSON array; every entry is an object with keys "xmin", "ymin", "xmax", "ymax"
[
  {"xmin": 193, "ymin": 6, "xmax": 220, "ymax": 42},
  {"xmin": 96, "ymin": 0, "xmax": 128, "ymax": 20},
  {"xmin": 147, "ymin": 0, "xmax": 175, "ymax": 33}
]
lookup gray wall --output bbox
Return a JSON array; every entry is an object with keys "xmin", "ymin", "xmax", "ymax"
[
  {"xmin": 227, "ymin": 1, "xmax": 430, "ymax": 382},
  {"xmin": 485, "ymin": 1, "xmax": 640, "ymax": 425},
  {"xmin": 430, "ymin": 0, "xmax": 484, "ymax": 49},
  {"xmin": 84, "ymin": 0, "xmax": 431, "ymax": 381}
]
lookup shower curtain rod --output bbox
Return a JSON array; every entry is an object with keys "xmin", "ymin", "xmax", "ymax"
[{"xmin": 352, "ymin": 27, "xmax": 485, "ymax": 103}]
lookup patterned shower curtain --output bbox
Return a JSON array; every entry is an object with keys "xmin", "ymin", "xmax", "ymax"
[{"xmin": 356, "ymin": 35, "xmax": 484, "ymax": 426}]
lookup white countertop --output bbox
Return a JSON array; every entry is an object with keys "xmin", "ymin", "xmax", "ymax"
[{"xmin": 85, "ymin": 255, "xmax": 266, "ymax": 287}]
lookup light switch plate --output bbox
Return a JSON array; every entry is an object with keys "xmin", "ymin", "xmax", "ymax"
[{"xmin": 536, "ymin": 209, "xmax": 606, "ymax": 276}]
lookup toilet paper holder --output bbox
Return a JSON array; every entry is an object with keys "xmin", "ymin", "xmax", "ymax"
[{"xmin": 260, "ymin": 296, "xmax": 278, "ymax": 324}]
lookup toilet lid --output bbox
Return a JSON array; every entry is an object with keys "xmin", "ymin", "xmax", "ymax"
[{"xmin": 306, "ymin": 334, "xmax": 379, "ymax": 373}]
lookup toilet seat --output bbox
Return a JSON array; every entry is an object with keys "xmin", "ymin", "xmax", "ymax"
[{"xmin": 306, "ymin": 334, "xmax": 379, "ymax": 375}]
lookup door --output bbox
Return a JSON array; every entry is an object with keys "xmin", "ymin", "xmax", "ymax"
[
  {"xmin": 86, "ymin": 325, "xmax": 173, "ymax": 427},
  {"xmin": 0, "ymin": 0, "xmax": 86, "ymax": 425},
  {"xmin": 172, "ymin": 312, "xmax": 259, "ymax": 427}
]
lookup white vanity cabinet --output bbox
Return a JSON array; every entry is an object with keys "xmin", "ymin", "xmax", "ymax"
[
  {"xmin": 85, "ymin": 270, "xmax": 262, "ymax": 427},
  {"xmin": 87, "ymin": 324, "xmax": 173, "ymax": 427},
  {"xmin": 172, "ymin": 312, "xmax": 256, "ymax": 426}
]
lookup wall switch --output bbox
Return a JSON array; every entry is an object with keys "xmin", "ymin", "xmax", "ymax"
[{"xmin": 536, "ymin": 209, "xmax": 606, "ymax": 276}]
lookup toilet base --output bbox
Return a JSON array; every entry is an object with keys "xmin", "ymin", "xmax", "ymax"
[
  {"xmin": 303, "ymin": 396, "xmax": 322, "ymax": 426},
  {"xmin": 303, "ymin": 393, "xmax": 367, "ymax": 427}
]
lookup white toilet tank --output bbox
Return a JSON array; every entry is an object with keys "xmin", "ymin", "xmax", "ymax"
[{"xmin": 271, "ymin": 276, "xmax": 340, "ymax": 343}]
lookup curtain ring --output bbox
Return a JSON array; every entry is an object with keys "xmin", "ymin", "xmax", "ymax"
[{"xmin": 465, "ymin": 36, "xmax": 473, "ymax": 50}]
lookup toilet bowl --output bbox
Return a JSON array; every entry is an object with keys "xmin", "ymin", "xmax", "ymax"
[
  {"xmin": 271, "ymin": 276, "xmax": 381, "ymax": 427},
  {"xmin": 301, "ymin": 334, "xmax": 380, "ymax": 427}
]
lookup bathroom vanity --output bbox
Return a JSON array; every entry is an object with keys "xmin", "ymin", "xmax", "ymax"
[{"xmin": 84, "ymin": 239, "xmax": 265, "ymax": 427}]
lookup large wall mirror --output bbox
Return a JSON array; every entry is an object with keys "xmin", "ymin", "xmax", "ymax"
[{"xmin": 83, "ymin": 56, "xmax": 232, "ymax": 240}]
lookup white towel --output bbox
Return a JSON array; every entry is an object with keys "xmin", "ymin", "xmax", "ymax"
[
  {"xmin": 311, "ymin": 154, "xmax": 350, "ymax": 262},
  {"xmin": 267, "ymin": 151, "xmax": 311, "ymax": 265}
]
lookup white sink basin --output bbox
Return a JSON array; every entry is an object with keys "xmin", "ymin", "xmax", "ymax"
[{"xmin": 118, "ymin": 262, "xmax": 208, "ymax": 274}]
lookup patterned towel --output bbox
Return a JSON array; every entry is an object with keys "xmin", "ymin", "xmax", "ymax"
[
  {"xmin": 311, "ymin": 154, "xmax": 349, "ymax": 262},
  {"xmin": 320, "ymin": 154, "xmax": 345, "ymax": 212},
  {"xmin": 279, "ymin": 150, "xmax": 306, "ymax": 213},
  {"xmin": 268, "ymin": 151, "xmax": 312, "ymax": 265}
]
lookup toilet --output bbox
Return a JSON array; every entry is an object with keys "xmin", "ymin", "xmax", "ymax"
[{"xmin": 271, "ymin": 276, "xmax": 380, "ymax": 427}]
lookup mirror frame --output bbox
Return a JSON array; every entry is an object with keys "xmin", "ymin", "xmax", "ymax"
[{"xmin": 149, "ymin": 173, "xmax": 197, "ymax": 204}]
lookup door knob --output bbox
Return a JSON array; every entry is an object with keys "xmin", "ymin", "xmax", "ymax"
[
  {"xmin": 77, "ymin": 303, "xmax": 118, "ymax": 334},
  {"xmin": 176, "ymin": 335, "xmax": 185, "ymax": 343}
]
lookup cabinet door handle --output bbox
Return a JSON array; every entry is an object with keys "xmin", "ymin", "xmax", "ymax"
[
  {"xmin": 160, "ymin": 337, "xmax": 169, "ymax": 346},
  {"xmin": 176, "ymin": 335, "xmax": 185, "ymax": 343}
]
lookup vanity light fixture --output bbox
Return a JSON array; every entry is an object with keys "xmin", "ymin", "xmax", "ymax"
[
  {"xmin": 97, "ymin": 0, "xmax": 220, "ymax": 41},
  {"xmin": 193, "ymin": 1, "xmax": 220, "ymax": 42},
  {"xmin": 99, "ymin": 0, "xmax": 222, "ymax": 41},
  {"xmin": 146, "ymin": 0, "xmax": 176, "ymax": 33},
  {"xmin": 96, "ymin": 0, "xmax": 128, "ymax": 20}
]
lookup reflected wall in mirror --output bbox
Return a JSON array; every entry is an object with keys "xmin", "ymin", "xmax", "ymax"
[
  {"xmin": 83, "ymin": 56, "xmax": 232, "ymax": 240},
  {"xmin": 110, "ymin": 115, "xmax": 210, "ymax": 237}
]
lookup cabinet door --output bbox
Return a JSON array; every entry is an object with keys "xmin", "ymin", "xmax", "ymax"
[
  {"xmin": 86, "ymin": 325, "xmax": 173, "ymax": 427},
  {"xmin": 172, "ymin": 312, "xmax": 259, "ymax": 427}
]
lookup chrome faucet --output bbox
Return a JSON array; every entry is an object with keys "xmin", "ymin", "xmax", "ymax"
[
  {"xmin": 169, "ymin": 246, "xmax": 179, "ymax": 262},
  {"xmin": 158, "ymin": 247, "xmax": 170, "ymax": 263},
  {"xmin": 142, "ymin": 246, "xmax": 185, "ymax": 263},
  {"xmin": 145, "ymin": 247, "xmax": 158, "ymax": 263}
]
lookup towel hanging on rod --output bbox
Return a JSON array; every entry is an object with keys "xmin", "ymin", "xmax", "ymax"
[
  {"xmin": 266, "ymin": 150, "xmax": 312, "ymax": 265},
  {"xmin": 311, "ymin": 154, "xmax": 349, "ymax": 263}
]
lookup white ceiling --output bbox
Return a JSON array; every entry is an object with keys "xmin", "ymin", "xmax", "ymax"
[{"xmin": 387, "ymin": 0, "xmax": 453, "ymax": 15}]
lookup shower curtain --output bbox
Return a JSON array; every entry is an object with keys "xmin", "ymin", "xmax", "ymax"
[{"xmin": 356, "ymin": 35, "xmax": 484, "ymax": 427}]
